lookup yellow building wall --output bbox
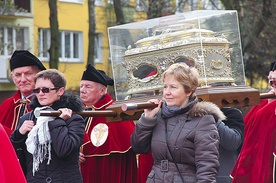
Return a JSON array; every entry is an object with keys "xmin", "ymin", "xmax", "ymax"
[
  {"xmin": 33, "ymin": 0, "xmax": 89, "ymax": 90},
  {"xmin": 94, "ymin": 5, "xmax": 110, "ymax": 75},
  {"xmin": 33, "ymin": 0, "xmax": 115, "ymax": 91},
  {"xmin": 0, "ymin": 0, "xmax": 229, "ymax": 93}
]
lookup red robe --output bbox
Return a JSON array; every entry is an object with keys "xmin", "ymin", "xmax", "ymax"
[
  {"xmin": 80, "ymin": 93, "xmax": 137, "ymax": 183},
  {"xmin": 0, "ymin": 91, "xmax": 32, "ymax": 136},
  {"xmin": 0, "ymin": 124, "xmax": 26, "ymax": 183},
  {"xmin": 137, "ymin": 152, "xmax": 153, "ymax": 183},
  {"xmin": 231, "ymin": 99, "xmax": 276, "ymax": 182}
]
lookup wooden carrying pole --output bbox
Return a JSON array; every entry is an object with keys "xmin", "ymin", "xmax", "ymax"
[
  {"xmin": 260, "ymin": 92, "xmax": 275, "ymax": 99},
  {"xmin": 121, "ymin": 102, "xmax": 158, "ymax": 111},
  {"xmin": 33, "ymin": 90, "xmax": 275, "ymax": 122},
  {"xmin": 34, "ymin": 110, "xmax": 117, "ymax": 118}
]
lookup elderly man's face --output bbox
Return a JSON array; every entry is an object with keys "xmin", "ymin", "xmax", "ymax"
[
  {"xmin": 11, "ymin": 66, "xmax": 39, "ymax": 96},
  {"xmin": 80, "ymin": 80, "xmax": 106, "ymax": 106}
]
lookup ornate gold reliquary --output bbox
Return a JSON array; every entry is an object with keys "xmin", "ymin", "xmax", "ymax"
[{"xmin": 108, "ymin": 10, "xmax": 248, "ymax": 101}]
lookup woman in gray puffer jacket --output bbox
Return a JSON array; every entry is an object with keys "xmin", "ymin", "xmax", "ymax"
[{"xmin": 131, "ymin": 63, "xmax": 225, "ymax": 183}]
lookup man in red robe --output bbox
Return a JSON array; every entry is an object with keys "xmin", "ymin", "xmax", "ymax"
[
  {"xmin": 0, "ymin": 50, "xmax": 46, "ymax": 136},
  {"xmin": 231, "ymin": 62, "xmax": 276, "ymax": 183},
  {"xmin": 79, "ymin": 64, "xmax": 137, "ymax": 183},
  {"xmin": 0, "ymin": 123, "xmax": 26, "ymax": 183}
]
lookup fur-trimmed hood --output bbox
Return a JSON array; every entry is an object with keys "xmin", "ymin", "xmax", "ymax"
[
  {"xmin": 188, "ymin": 101, "xmax": 226, "ymax": 121},
  {"xmin": 30, "ymin": 92, "xmax": 83, "ymax": 112}
]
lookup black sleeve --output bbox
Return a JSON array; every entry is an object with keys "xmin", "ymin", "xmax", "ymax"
[
  {"xmin": 10, "ymin": 112, "xmax": 34, "ymax": 175},
  {"xmin": 48, "ymin": 114, "xmax": 85, "ymax": 157},
  {"xmin": 220, "ymin": 107, "xmax": 244, "ymax": 152}
]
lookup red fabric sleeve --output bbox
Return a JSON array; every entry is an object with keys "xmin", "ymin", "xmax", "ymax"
[{"xmin": 0, "ymin": 124, "xmax": 26, "ymax": 183}]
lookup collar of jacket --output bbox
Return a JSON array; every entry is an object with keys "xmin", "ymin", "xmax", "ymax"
[
  {"xmin": 91, "ymin": 93, "xmax": 114, "ymax": 110},
  {"xmin": 188, "ymin": 101, "xmax": 226, "ymax": 121}
]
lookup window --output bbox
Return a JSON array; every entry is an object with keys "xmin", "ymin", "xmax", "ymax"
[
  {"xmin": 38, "ymin": 29, "xmax": 83, "ymax": 62},
  {"xmin": 94, "ymin": 33, "xmax": 103, "ymax": 63},
  {"xmin": 14, "ymin": 0, "xmax": 31, "ymax": 12},
  {"xmin": 38, "ymin": 29, "xmax": 50, "ymax": 58},
  {"xmin": 0, "ymin": 26, "xmax": 28, "ymax": 80},
  {"xmin": 61, "ymin": 31, "xmax": 81, "ymax": 60},
  {"xmin": 0, "ymin": 26, "xmax": 29, "ymax": 56},
  {"xmin": 16, "ymin": 28, "xmax": 26, "ymax": 50}
]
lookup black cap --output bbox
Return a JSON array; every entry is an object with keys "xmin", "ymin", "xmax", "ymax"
[
  {"xmin": 81, "ymin": 64, "xmax": 114, "ymax": 86},
  {"xmin": 270, "ymin": 61, "xmax": 276, "ymax": 72},
  {"xmin": 10, "ymin": 50, "xmax": 46, "ymax": 71}
]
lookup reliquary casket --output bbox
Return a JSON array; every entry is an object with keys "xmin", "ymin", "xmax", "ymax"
[{"xmin": 108, "ymin": 10, "xmax": 259, "ymax": 108}]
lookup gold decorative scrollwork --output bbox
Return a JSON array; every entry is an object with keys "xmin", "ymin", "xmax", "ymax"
[{"xmin": 210, "ymin": 59, "xmax": 223, "ymax": 70}]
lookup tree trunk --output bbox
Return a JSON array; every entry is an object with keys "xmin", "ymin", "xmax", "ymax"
[
  {"xmin": 242, "ymin": 0, "xmax": 271, "ymax": 53},
  {"xmin": 113, "ymin": 0, "xmax": 125, "ymax": 25},
  {"xmin": 48, "ymin": 0, "xmax": 59, "ymax": 69},
  {"xmin": 87, "ymin": 0, "xmax": 96, "ymax": 66},
  {"xmin": 220, "ymin": 0, "xmax": 272, "ymax": 53}
]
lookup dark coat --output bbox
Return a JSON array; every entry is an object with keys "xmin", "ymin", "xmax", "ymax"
[
  {"xmin": 11, "ymin": 93, "xmax": 85, "ymax": 183},
  {"xmin": 131, "ymin": 101, "xmax": 225, "ymax": 183},
  {"xmin": 216, "ymin": 107, "xmax": 244, "ymax": 183}
]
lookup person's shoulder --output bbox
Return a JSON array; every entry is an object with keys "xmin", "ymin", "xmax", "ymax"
[
  {"xmin": 71, "ymin": 113, "xmax": 85, "ymax": 121},
  {"xmin": 0, "ymin": 90, "xmax": 21, "ymax": 104},
  {"xmin": 0, "ymin": 94, "xmax": 17, "ymax": 107},
  {"xmin": 56, "ymin": 93, "xmax": 83, "ymax": 112},
  {"xmin": 67, "ymin": 114, "xmax": 85, "ymax": 129},
  {"xmin": 0, "ymin": 97, "xmax": 12, "ymax": 105},
  {"xmin": 188, "ymin": 101, "xmax": 226, "ymax": 121},
  {"xmin": 221, "ymin": 107, "xmax": 243, "ymax": 117}
]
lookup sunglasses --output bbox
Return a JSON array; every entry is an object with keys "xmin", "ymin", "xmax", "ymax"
[{"xmin": 33, "ymin": 87, "xmax": 59, "ymax": 94}]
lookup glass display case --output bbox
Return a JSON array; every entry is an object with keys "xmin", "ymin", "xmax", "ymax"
[{"xmin": 108, "ymin": 10, "xmax": 259, "ymax": 107}]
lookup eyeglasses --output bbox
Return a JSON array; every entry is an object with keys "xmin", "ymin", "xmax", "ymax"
[{"xmin": 33, "ymin": 87, "xmax": 59, "ymax": 94}]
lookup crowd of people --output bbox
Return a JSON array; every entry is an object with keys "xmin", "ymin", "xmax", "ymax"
[{"xmin": 0, "ymin": 49, "xmax": 275, "ymax": 183}]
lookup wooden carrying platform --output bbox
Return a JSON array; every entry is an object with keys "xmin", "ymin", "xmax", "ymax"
[
  {"xmin": 104, "ymin": 85, "xmax": 261, "ymax": 122},
  {"xmin": 195, "ymin": 85, "xmax": 260, "ymax": 108},
  {"xmin": 36, "ymin": 86, "xmax": 264, "ymax": 122},
  {"xmin": 110, "ymin": 85, "xmax": 260, "ymax": 108}
]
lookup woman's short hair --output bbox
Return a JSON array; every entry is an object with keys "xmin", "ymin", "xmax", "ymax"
[
  {"xmin": 34, "ymin": 69, "xmax": 66, "ymax": 88},
  {"xmin": 162, "ymin": 62, "xmax": 199, "ymax": 94}
]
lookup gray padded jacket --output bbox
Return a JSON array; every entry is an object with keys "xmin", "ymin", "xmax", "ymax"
[{"xmin": 131, "ymin": 101, "xmax": 225, "ymax": 183}]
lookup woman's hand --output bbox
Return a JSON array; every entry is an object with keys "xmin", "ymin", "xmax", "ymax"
[
  {"xmin": 59, "ymin": 108, "xmax": 72, "ymax": 120},
  {"xmin": 144, "ymin": 99, "xmax": 162, "ymax": 118},
  {"xmin": 19, "ymin": 120, "xmax": 34, "ymax": 135}
]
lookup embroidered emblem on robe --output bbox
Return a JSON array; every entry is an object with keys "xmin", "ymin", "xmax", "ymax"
[{"xmin": 91, "ymin": 123, "xmax": 108, "ymax": 147}]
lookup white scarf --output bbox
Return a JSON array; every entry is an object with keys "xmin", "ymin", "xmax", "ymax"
[{"xmin": 25, "ymin": 107, "xmax": 55, "ymax": 175}]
